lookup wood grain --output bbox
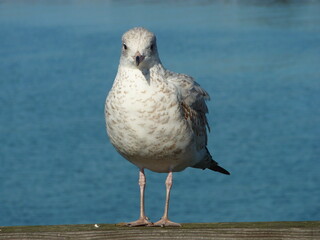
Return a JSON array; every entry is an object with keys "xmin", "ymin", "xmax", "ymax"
[{"xmin": 1, "ymin": 221, "xmax": 319, "ymax": 239}]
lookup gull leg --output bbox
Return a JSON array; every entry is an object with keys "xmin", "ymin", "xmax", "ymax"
[
  {"xmin": 154, "ymin": 171, "xmax": 181, "ymax": 227},
  {"xmin": 126, "ymin": 168, "xmax": 153, "ymax": 227}
]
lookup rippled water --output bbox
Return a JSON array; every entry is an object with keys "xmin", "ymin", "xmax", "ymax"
[{"xmin": 0, "ymin": 0, "xmax": 319, "ymax": 226}]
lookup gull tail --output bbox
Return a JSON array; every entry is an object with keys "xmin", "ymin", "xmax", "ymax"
[
  {"xmin": 192, "ymin": 147, "xmax": 230, "ymax": 175},
  {"xmin": 209, "ymin": 163, "xmax": 230, "ymax": 175}
]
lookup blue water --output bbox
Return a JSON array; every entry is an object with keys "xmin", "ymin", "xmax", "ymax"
[{"xmin": 0, "ymin": 0, "xmax": 319, "ymax": 226}]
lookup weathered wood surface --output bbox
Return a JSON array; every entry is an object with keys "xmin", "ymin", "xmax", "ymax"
[{"xmin": 0, "ymin": 221, "xmax": 319, "ymax": 240}]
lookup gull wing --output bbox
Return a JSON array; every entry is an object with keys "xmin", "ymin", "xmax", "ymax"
[
  {"xmin": 165, "ymin": 71, "xmax": 210, "ymax": 150},
  {"xmin": 165, "ymin": 71, "xmax": 230, "ymax": 175}
]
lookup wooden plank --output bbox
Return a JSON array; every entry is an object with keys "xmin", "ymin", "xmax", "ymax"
[{"xmin": 0, "ymin": 221, "xmax": 319, "ymax": 239}]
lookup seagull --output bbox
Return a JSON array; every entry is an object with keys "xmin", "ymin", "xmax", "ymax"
[{"xmin": 105, "ymin": 27, "xmax": 230, "ymax": 227}]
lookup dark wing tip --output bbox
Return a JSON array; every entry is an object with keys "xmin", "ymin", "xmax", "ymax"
[{"xmin": 209, "ymin": 165, "xmax": 230, "ymax": 175}]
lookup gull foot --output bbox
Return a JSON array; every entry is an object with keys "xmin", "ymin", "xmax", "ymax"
[
  {"xmin": 153, "ymin": 218, "xmax": 181, "ymax": 227},
  {"xmin": 126, "ymin": 217, "xmax": 153, "ymax": 227}
]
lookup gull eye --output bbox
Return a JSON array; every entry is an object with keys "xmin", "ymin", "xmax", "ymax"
[
  {"xmin": 123, "ymin": 43, "xmax": 127, "ymax": 50},
  {"xmin": 150, "ymin": 44, "xmax": 154, "ymax": 51}
]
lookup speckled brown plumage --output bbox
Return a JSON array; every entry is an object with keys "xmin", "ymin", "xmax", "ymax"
[{"xmin": 104, "ymin": 27, "xmax": 229, "ymax": 227}]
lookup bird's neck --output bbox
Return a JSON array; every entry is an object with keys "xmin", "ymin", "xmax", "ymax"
[{"xmin": 119, "ymin": 63, "xmax": 166, "ymax": 85}]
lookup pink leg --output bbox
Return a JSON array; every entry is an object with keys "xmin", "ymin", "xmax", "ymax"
[
  {"xmin": 154, "ymin": 171, "xmax": 181, "ymax": 227},
  {"xmin": 126, "ymin": 168, "xmax": 153, "ymax": 227}
]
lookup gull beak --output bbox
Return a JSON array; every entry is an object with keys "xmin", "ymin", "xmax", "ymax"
[{"xmin": 133, "ymin": 51, "xmax": 145, "ymax": 66}]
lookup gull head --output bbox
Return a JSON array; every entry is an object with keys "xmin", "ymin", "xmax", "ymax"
[{"xmin": 120, "ymin": 27, "xmax": 161, "ymax": 70}]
